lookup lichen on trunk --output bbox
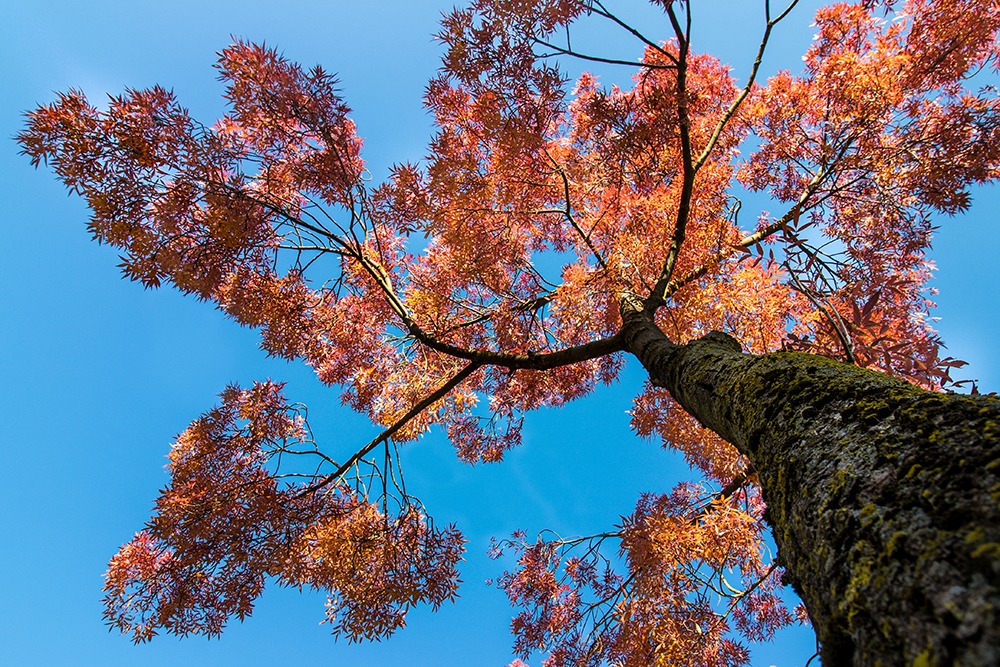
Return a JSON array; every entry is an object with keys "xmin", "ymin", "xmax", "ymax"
[{"xmin": 621, "ymin": 307, "xmax": 1000, "ymax": 666}]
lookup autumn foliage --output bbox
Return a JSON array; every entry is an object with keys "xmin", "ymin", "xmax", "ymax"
[
  {"xmin": 19, "ymin": 0, "xmax": 1000, "ymax": 664},
  {"xmin": 101, "ymin": 382, "xmax": 463, "ymax": 642}
]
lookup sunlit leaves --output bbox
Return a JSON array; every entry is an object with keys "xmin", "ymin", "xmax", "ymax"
[
  {"xmin": 103, "ymin": 381, "xmax": 305, "ymax": 641},
  {"xmin": 102, "ymin": 382, "xmax": 464, "ymax": 642},
  {"xmin": 739, "ymin": 0, "xmax": 1000, "ymax": 388},
  {"xmin": 492, "ymin": 483, "xmax": 784, "ymax": 667}
]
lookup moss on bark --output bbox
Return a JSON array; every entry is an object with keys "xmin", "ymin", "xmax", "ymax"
[{"xmin": 622, "ymin": 310, "xmax": 1000, "ymax": 666}]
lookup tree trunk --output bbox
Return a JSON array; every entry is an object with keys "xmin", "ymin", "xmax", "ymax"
[{"xmin": 621, "ymin": 307, "xmax": 1000, "ymax": 666}]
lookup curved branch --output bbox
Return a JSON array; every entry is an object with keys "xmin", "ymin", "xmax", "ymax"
[
  {"xmin": 297, "ymin": 360, "xmax": 483, "ymax": 498},
  {"xmin": 656, "ymin": 173, "xmax": 827, "ymax": 305},
  {"xmin": 694, "ymin": 0, "xmax": 802, "ymax": 171},
  {"xmin": 785, "ymin": 261, "xmax": 857, "ymax": 365},
  {"xmin": 354, "ymin": 247, "xmax": 626, "ymax": 370},
  {"xmin": 590, "ymin": 0, "xmax": 680, "ymax": 65},
  {"xmin": 215, "ymin": 177, "xmax": 624, "ymax": 372},
  {"xmin": 544, "ymin": 151, "xmax": 608, "ymax": 270},
  {"xmin": 534, "ymin": 39, "xmax": 675, "ymax": 70},
  {"xmin": 647, "ymin": 0, "xmax": 804, "ymax": 310}
]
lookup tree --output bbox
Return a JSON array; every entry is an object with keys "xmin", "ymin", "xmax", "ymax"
[{"xmin": 17, "ymin": 0, "xmax": 1000, "ymax": 664}]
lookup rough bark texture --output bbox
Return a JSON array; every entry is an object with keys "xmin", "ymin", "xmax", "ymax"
[{"xmin": 621, "ymin": 309, "xmax": 1000, "ymax": 666}]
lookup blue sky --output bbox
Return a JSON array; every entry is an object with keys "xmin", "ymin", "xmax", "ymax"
[{"xmin": 3, "ymin": 2, "xmax": 998, "ymax": 665}]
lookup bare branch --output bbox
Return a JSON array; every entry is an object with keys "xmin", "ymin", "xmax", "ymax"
[
  {"xmin": 694, "ymin": 0, "xmax": 802, "ymax": 171},
  {"xmin": 785, "ymin": 261, "xmax": 857, "ymax": 365},
  {"xmin": 590, "ymin": 0, "xmax": 680, "ymax": 65},
  {"xmin": 534, "ymin": 39, "xmax": 675, "ymax": 70}
]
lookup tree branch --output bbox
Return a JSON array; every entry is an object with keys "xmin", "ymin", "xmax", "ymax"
[
  {"xmin": 656, "ymin": 173, "xmax": 826, "ymax": 304},
  {"xmin": 297, "ymin": 360, "xmax": 483, "ymax": 498},
  {"xmin": 646, "ymin": 4, "xmax": 694, "ymax": 311},
  {"xmin": 694, "ymin": 0, "xmax": 801, "ymax": 171}
]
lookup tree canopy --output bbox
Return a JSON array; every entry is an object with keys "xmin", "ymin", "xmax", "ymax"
[{"xmin": 16, "ymin": 0, "xmax": 1000, "ymax": 665}]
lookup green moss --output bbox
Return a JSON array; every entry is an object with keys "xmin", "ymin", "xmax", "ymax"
[
  {"xmin": 965, "ymin": 527, "xmax": 986, "ymax": 545},
  {"xmin": 971, "ymin": 543, "xmax": 1000, "ymax": 559},
  {"xmin": 845, "ymin": 544, "xmax": 875, "ymax": 612},
  {"xmin": 927, "ymin": 429, "xmax": 945, "ymax": 446},
  {"xmin": 859, "ymin": 503, "xmax": 879, "ymax": 529},
  {"xmin": 857, "ymin": 397, "xmax": 895, "ymax": 424},
  {"xmin": 912, "ymin": 648, "xmax": 934, "ymax": 667},
  {"xmin": 886, "ymin": 531, "xmax": 908, "ymax": 557},
  {"xmin": 830, "ymin": 468, "xmax": 854, "ymax": 496},
  {"xmin": 667, "ymin": 337, "xmax": 1000, "ymax": 663},
  {"xmin": 991, "ymin": 482, "xmax": 1000, "ymax": 505},
  {"xmin": 850, "ymin": 559, "xmax": 872, "ymax": 595}
]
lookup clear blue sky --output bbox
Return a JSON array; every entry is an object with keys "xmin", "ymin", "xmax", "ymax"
[{"xmin": 3, "ymin": 2, "xmax": 998, "ymax": 665}]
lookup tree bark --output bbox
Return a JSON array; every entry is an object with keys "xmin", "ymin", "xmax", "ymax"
[{"xmin": 621, "ymin": 307, "xmax": 1000, "ymax": 666}]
